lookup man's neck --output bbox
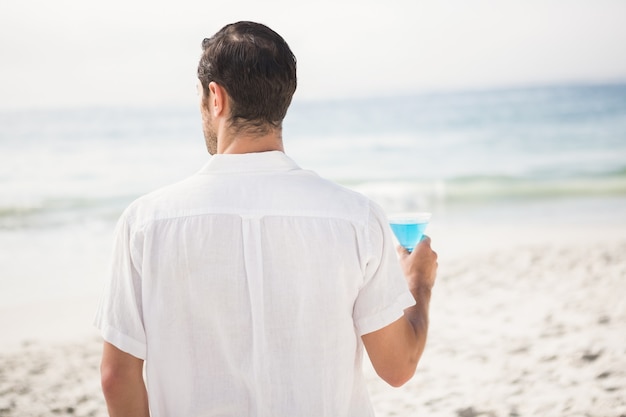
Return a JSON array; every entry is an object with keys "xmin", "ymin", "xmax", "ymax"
[{"xmin": 217, "ymin": 128, "xmax": 284, "ymax": 154}]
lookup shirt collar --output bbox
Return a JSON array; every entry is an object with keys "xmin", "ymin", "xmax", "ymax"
[{"xmin": 197, "ymin": 151, "xmax": 301, "ymax": 174}]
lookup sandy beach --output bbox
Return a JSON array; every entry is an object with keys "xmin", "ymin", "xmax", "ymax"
[
  {"xmin": 1, "ymin": 220, "xmax": 625, "ymax": 417},
  {"xmin": 367, "ymin": 223, "xmax": 626, "ymax": 417}
]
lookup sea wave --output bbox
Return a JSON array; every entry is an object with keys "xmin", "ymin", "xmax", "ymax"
[
  {"xmin": 348, "ymin": 173, "xmax": 626, "ymax": 212},
  {"xmin": 443, "ymin": 175, "xmax": 626, "ymax": 199},
  {"xmin": 0, "ymin": 196, "xmax": 132, "ymax": 230},
  {"xmin": 1, "ymin": 174, "xmax": 625, "ymax": 230}
]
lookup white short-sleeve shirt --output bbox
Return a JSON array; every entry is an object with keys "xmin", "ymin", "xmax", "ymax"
[{"xmin": 94, "ymin": 151, "xmax": 415, "ymax": 417}]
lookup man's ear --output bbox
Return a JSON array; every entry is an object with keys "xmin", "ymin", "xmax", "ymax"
[{"xmin": 209, "ymin": 81, "xmax": 227, "ymax": 117}]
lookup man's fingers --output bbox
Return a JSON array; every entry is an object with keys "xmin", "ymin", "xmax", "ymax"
[
  {"xmin": 396, "ymin": 245, "xmax": 410, "ymax": 257},
  {"xmin": 416, "ymin": 235, "xmax": 431, "ymax": 249}
]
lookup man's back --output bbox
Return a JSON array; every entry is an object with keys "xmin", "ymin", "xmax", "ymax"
[
  {"xmin": 97, "ymin": 21, "xmax": 437, "ymax": 417},
  {"xmin": 96, "ymin": 151, "xmax": 414, "ymax": 416}
]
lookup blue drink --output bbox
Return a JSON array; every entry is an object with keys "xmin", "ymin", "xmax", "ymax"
[{"xmin": 389, "ymin": 213, "xmax": 431, "ymax": 252}]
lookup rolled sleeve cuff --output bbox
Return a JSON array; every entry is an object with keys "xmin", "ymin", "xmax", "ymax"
[
  {"xmin": 96, "ymin": 322, "xmax": 147, "ymax": 360},
  {"xmin": 354, "ymin": 291, "xmax": 416, "ymax": 336}
]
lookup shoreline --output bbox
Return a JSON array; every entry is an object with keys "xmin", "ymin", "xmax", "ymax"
[
  {"xmin": 2, "ymin": 203, "xmax": 622, "ymax": 351},
  {"xmin": 0, "ymin": 294, "xmax": 102, "ymax": 353}
]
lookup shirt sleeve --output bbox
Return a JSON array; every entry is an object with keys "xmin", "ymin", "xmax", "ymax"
[
  {"xmin": 352, "ymin": 203, "xmax": 416, "ymax": 336},
  {"xmin": 93, "ymin": 210, "xmax": 147, "ymax": 359}
]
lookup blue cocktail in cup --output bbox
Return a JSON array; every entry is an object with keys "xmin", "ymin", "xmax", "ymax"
[{"xmin": 389, "ymin": 213, "xmax": 431, "ymax": 252}]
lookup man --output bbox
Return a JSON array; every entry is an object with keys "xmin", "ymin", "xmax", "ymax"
[{"xmin": 95, "ymin": 21, "xmax": 437, "ymax": 417}]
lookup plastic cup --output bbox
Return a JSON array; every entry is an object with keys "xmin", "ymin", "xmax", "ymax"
[{"xmin": 389, "ymin": 212, "xmax": 431, "ymax": 252}]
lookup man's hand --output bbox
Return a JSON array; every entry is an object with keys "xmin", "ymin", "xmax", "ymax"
[{"xmin": 397, "ymin": 235, "xmax": 438, "ymax": 292}]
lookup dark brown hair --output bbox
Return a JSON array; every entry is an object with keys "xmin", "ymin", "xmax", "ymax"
[{"xmin": 197, "ymin": 21, "xmax": 297, "ymax": 133}]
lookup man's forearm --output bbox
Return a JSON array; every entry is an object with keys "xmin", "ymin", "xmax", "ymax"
[
  {"xmin": 403, "ymin": 285, "xmax": 432, "ymax": 362},
  {"xmin": 103, "ymin": 380, "xmax": 149, "ymax": 417},
  {"xmin": 101, "ymin": 342, "xmax": 150, "ymax": 417},
  {"xmin": 397, "ymin": 236, "xmax": 437, "ymax": 367}
]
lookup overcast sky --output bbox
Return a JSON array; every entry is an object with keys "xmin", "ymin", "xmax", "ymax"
[{"xmin": 1, "ymin": 0, "xmax": 626, "ymax": 110}]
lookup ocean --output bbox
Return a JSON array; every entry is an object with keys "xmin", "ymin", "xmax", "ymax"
[{"xmin": 1, "ymin": 83, "xmax": 626, "ymax": 308}]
